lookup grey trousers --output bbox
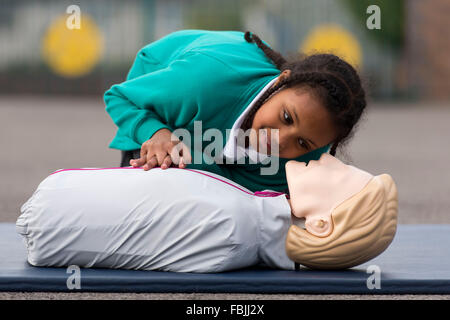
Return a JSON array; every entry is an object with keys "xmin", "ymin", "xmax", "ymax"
[{"xmin": 120, "ymin": 149, "xmax": 140, "ymax": 167}]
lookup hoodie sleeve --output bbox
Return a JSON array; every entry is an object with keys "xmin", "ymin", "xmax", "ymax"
[
  {"xmin": 104, "ymin": 47, "xmax": 246, "ymax": 149},
  {"xmin": 104, "ymin": 50, "xmax": 197, "ymax": 145}
]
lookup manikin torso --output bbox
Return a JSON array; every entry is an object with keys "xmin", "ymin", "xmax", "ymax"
[{"xmin": 17, "ymin": 166, "xmax": 295, "ymax": 272}]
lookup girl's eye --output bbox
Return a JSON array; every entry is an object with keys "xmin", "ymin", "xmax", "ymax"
[
  {"xmin": 283, "ymin": 110, "xmax": 293, "ymax": 124},
  {"xmin": 298, "ymin": 138, "xmax": 308, "ymax": 149},
  {"xmin": 283, "ymin": 109, "xmax": 309, "ymax": 150}
]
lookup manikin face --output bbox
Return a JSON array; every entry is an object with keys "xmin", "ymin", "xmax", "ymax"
[
  {"xmin": 248, "ymin": 70, "xmax": 337, "ymax": 158},
  {"xmin": 285, "ymin": 153, "xmax": 373, "ymax": 237}
]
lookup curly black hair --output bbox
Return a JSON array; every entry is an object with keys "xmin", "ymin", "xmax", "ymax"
[{"xmin": 242, "ymin": 31, "xmax": 367, "ymax": 156}]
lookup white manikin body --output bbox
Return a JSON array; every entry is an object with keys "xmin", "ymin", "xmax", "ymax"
[{"xmin": 16, "ymin": 167, "xmax": 295, "ymax": 273}]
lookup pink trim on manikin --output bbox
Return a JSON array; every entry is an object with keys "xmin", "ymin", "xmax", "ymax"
[{"xmin": 50, "ymin": 166, "xmax": 289, "ymax": 199}]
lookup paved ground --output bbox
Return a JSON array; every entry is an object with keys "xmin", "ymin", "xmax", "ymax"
[{"xmin": 1, "ymin": 96, "xmax": 449, "ymax": 299}]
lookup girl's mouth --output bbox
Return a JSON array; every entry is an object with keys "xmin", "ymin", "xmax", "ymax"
[{"xmin": 259, "ymin": 128, "xmax": 271, "ymax": 155}]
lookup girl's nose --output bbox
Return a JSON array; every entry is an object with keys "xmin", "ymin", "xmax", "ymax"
[{"xmin": 278, "ymin": 128, "xmax": 296, "ymax": 152}]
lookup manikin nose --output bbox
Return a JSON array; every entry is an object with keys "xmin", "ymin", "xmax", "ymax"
[{"xmin": 307, "ymin": 160, "xmax": 319, "ymax": 167}]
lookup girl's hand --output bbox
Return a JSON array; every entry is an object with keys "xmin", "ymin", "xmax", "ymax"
[{"xmin": 130, "ymin": 128, "xmax": 192, "ymax": 170}]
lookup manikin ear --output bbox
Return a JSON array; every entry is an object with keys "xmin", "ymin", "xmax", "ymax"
[{"xmin": 304, "ymin": 215, "xmax": 333, "ymax": 237}]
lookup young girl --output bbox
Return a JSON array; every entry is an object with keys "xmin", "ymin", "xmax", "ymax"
[{"xmin": 104, "ymin": 29, "xmax": 366, "ymax": 192}]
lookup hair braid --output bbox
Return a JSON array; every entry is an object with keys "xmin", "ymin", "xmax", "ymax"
[{"xmin": 244, "ymin": 31, "xmax": 287, "ymax": 70}]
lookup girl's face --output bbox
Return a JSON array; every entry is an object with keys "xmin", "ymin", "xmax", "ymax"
[{"xmin": 249, "ymin": 70, "xmax": 338, "ymax": 159}]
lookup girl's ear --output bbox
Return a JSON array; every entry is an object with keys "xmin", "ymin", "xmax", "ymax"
[
  {"xmin": 273, "ymin": 69, "xmax": 292, "ymax": 87},
  {"xmin": 281, "ymin": 69, "xmax": 291, "ymax": 78}
]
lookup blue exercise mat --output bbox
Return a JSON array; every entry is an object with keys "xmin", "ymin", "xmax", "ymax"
[{"xmin": 1, "ymin": 223, "xmax": 449, "ymax": 294}]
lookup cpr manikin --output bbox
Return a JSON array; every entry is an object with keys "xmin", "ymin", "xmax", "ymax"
[
  {"xmin": 16, "ymin": 153, "xmax": 398, "ymax": 272},
  {"xmin": 285, "ymin": 154, "xmax": 398, "ymax": 269}
]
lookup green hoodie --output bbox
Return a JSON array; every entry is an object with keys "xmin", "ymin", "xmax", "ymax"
[{"xmin": 104, "ymin": 29, "xmax": 329, "ymax": 192}]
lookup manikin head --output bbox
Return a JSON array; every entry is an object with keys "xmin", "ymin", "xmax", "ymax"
[{"xmin": 284, "ymin": 153, "xmax": 398, "ymax": 270}]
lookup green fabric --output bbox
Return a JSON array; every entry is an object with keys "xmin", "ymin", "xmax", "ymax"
[
  {"xmin": 104, "ymin": 29, "xmax": 330, "ymax": 192},
  {"xmin": 185, "ymin": 145, "xmax": 330, "ymax": 192},
  {"xmin": 104, "ymin": 29, "xmax": 279, "ymax": 151}
]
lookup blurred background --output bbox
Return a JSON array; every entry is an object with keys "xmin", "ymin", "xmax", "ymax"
[
  {"xmin": 2, "ymin": 0, "xmax": 449, "ymax": 99},
  {"xmin": 1, "ymin": 0, "xmax": 449, "ymax": 225}
]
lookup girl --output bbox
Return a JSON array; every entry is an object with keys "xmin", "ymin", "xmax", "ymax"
[{"xmin": 104, "ymin": 29, "xmax": 366, "ymax": 192}]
